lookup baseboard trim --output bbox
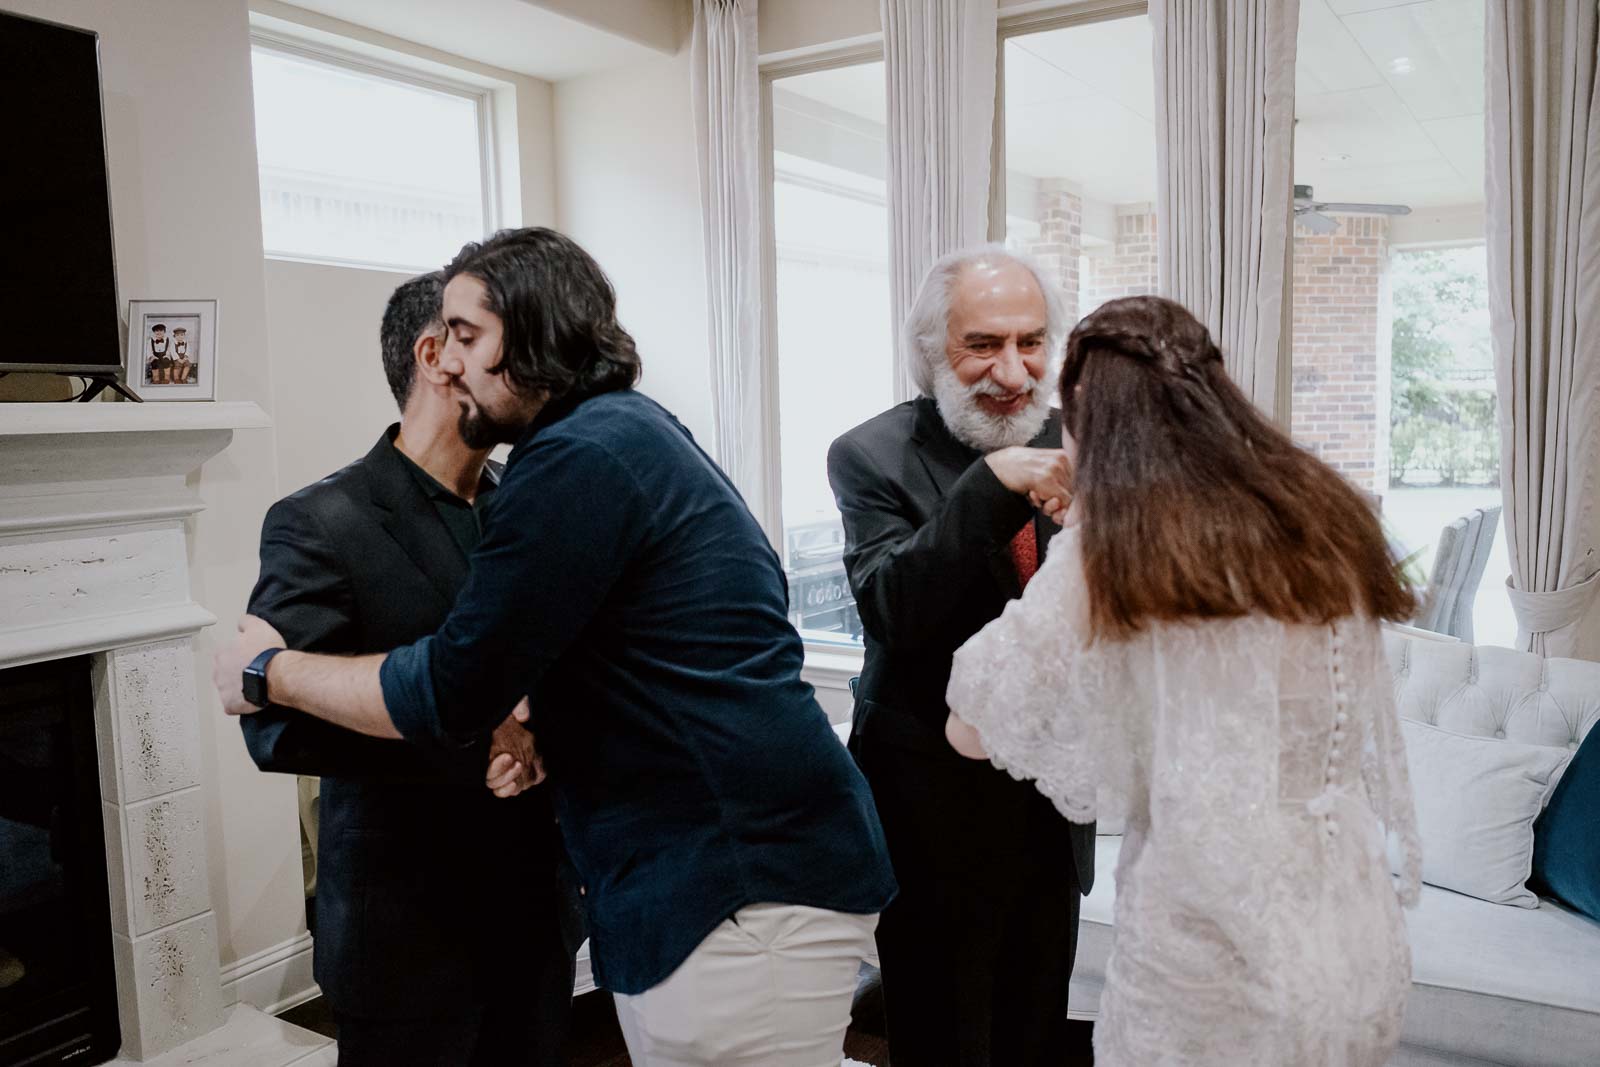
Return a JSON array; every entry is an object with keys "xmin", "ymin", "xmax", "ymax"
[{"xmin": 221, "ymin": 932, "xmax": 319, "ymax": 1016}]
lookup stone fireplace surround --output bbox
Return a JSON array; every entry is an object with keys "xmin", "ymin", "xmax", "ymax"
[{"xmin": 0, "ymin": 402, "xmax": 331, "ymax": 1065}]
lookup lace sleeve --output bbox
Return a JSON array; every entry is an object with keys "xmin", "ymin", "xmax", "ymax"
[
  {"xmin": 945, "ymin": 527, "xmax": 1132, "ymax": 824},
  {"xmin": 1361, "ymin": 630, "xmax": 1422, "ymax": 907}
]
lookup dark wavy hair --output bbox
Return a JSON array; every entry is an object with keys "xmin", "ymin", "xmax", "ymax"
[
  {"xmin": 444, "ymin": 228, "xmax": 641, "ymax": 403},
  {"xmin": 1059, "ymin": 295, "xmax": 1417, "ymax": 641}
]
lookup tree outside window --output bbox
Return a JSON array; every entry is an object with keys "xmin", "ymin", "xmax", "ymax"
[{"xmin": 1388, "ymin": 246, "xmax": 1498, "ymax": 491}]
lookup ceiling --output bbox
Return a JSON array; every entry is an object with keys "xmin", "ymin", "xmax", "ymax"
[
  {"xmin": 1295, "ymin": 0, "xmax": 1484, "ymax": 210},
  {"xmin": 277, "ymin": 0, "xmax": 671, "ymax": 82},
  {"xmin": 778, "ymin": 63, "xmax": 888, "ymax": 126},
  {"xmin": 780, "ymin": 0, "xmax": 1485, "ymax": 214},
  {"xmin": 1003, "ymin": 16, "xmax": 1158, "ymax": 205}
]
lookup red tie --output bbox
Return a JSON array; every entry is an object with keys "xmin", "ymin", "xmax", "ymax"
[{"xmin": 1010, "ymin": 522, "xmax": 1038, "ymax": 589}]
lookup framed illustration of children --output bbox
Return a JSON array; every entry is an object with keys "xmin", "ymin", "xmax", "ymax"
[{"xmin": 125, "ymin": 299, "xmax": 218, "ymax": 400}]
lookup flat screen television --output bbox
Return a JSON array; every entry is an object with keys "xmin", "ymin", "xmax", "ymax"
[{"xmin": 0, "ymin": 11, "xmax": 123, "ymax": 378}]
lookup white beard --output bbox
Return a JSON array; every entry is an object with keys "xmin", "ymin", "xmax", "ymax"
[{"xmin": 931, "ymin": 360, "xmax": 1052, "ymax": 453}]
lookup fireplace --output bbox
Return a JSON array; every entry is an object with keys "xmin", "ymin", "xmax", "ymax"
[
  {"xmin": 0, "ymin": 402, "xmax": 330, "ymax": 1065},
  {"xmin": 0, "ymin": 656, "xmax": 120, "ymax": 1067}
]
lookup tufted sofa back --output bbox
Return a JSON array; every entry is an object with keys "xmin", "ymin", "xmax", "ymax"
[{"xmin": 1384, "ymin": 632, "xmax": 1600, "ymax": 754}]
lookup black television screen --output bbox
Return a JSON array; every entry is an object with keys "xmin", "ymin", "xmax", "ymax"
[{"xmin": 0, "ymin": 12, "xmax": 123, "ymax": 375}]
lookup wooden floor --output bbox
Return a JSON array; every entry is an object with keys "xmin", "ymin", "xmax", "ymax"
[{"xmin": 278, "ymin": 966, "xmax": 1095, "ymax": 1066}]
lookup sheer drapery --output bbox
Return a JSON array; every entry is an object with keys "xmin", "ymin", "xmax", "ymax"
[
  {"xmin": 881, "ymin": 0, "xmax": 998, "ymax": 402},
  {"xmin": 691, "ymin": 0, "xmax": 767, "ymax": 518},
  {"xmin": 1486, "ymin": 0, "xmax": 1600, "ymax": 659},
  {"xmin": 1152, "ymin": 0, "xmax": 1300, "ymax": 417}
]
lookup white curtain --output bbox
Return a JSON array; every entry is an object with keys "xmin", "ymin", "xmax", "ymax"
[
  {"xmin": 1152, "ymin": 0, "xmax": 1300, "ymax": 417},
  {"xmin": 881, "ymin": 0, "xmax": 998, "ymax": 401},
  {"xmin": 691, "ymin": 0, "xmax": 768, "ymax": 518},
  {"xmin": 1487, "ymin": 0, "xmax": 1600, "ymax": 660}
]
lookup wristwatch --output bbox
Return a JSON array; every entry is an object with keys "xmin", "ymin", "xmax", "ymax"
[{"xmin": 241, "ymin": 647, "xmax": 286, "ymax": 709}]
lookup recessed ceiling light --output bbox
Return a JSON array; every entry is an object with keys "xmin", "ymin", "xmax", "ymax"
[
  {"xmin": 1390, "ymin": 56, "xmax": 1414, "ymax": 75},
  {"xmin": 1322, "ymin": 153, "xmax": 1352, "ymax": 163}
]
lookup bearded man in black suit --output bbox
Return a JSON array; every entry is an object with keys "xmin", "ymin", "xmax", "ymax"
[
  {"xmin": 241, "ymin": 272, "xmax": 577, "ymax": 1066},
  {"xmin": 827, "ymin": 246, "xmax": 1096, "ymax": 1066}
]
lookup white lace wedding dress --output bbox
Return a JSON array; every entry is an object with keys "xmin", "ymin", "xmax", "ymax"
[{"xmin": 947, "ymin": 526, "xmax": 1422, "ymax": 1067}]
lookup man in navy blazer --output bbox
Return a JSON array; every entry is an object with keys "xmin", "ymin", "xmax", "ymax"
[{"xmin": 241, "ymin": 273, "xmax": 577, "ymax": 1066}]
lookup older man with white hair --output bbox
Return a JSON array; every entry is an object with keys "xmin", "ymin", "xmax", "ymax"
[{"xmin": 828, "ymin": 246, "xmax": 1097, "ymax": 1066}]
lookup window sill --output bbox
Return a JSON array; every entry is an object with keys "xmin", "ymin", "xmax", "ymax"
[{"xmin": 802, "ymin": 645, "xmax": 863, "ymax": 691}]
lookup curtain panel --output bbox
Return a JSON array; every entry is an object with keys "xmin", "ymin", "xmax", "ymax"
[
  {"xmin": 1486, "ymin": 0, "xmax": 1600, "ymax": 659},
  {"xmin": 1152, "ymin": 0, "xmax": 1300, "ymax": 418},
  {"xmin": 691, "ymin": 0, "xmax": 768, "ymax": 519},
  {"xmin": 881, "ymin": 0, "xmax": 999, "ymax": 402}
]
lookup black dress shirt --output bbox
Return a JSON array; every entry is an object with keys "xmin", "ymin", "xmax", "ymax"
[{"xmin": 393, "ymin": 446, "xmax": 497, "ymax": 557}]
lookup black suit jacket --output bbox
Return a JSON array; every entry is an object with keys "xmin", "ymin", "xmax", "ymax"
[
  {"xmin": 828, "ymin": 396, "xmax": 1096, "ymax": 892},
  {"xmin": 242, "ymin": 428, "xmax": 564, "ymax": 1019}
]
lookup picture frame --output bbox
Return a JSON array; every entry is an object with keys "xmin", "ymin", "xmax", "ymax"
[{"xmin": 125, "ymin": 299, "xmax": 218, "ymax": 401}]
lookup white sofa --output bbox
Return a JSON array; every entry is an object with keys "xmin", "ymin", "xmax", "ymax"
[{"xmin": 1069, "ymin": 633, "xmax": 1600, "ymax": 1066}]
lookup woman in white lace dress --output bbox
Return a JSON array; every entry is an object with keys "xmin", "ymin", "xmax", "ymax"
[{"xmin": 945, "ymin": 296, "xmax": 1423, "ymax": 1067}]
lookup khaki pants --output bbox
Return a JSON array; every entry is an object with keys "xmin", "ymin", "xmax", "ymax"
[
  {"xmin": 613, "ymin": 903, "xmax": 878, "ymax": 1067},
  {"xmin": 297, "ymin": 775, "xmax": 319, "ymax": 897}
]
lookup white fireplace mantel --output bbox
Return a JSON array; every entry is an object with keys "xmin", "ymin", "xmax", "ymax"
[
  {"xmin": 0, "ymin": 400, "xmax": 332, "ymax": 1064},
  {"xmin": 0, "ymin": 401, "xmax": 271, "ymax": 531},
  {"xmin": 0, "ymin": 401, "xmax": 268, "ymax": 667}
]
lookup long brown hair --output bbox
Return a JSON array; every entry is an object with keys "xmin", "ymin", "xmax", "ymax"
[{"xmin": 1059, "ymin": 296, "xmax": 1416, "ymax": 641}]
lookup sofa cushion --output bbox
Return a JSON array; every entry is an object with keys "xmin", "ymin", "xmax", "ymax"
[
  {"xmin": 1402, "ymin": 719, "xmax": 1571, "ymax": 907},
  {"xmin": 1532, "ymin": 724, "xmax": 1600, "ymax": 923},
  {"xmin": 1071, "ymin": 837, "xmax": 1600, "ymax": 1066},
  {"xmin": 1401, "ymin": 883, "xmax": 1600, "ymax": 1066}
]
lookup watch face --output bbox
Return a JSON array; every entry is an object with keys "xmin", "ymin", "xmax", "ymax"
[
  {"xmin": 243, "ymin": 648, "xmax": 283, "ymax": 707},
  {"xmin": 242, "ymin": 667, "xmax": 268, "ymax": 708}
]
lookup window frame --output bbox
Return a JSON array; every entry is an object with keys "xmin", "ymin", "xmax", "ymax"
[
  {"xmin": 756, "ymin": 4, "xmax": 1151, "ymax": 667},
  {"xmin": 758, "ymin": 42, "xmax": 886, "ymax": 666},
  {"xmin": 248, "ymin": 29, "xmax": 502, "ymax": 273},
  {"xmin": 991, "ymin": 2, "xmax": 1151, "ymax": 239}
]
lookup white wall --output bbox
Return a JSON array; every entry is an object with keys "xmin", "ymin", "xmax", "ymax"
[
  {"xmin": 248, "ymin": 0, "xmax": 559, "ymax": 495},
  {"xmin": 760, "ymin": 0, "xmax": 881, "ymax": 56},
  {"xmin": 529, "ymin": 0, "xmax": 689, "ymax": 54},
  {"xmin": 262, "ymin": 261, "xmax": 413, "ymax": 492},
  {"xmin": 553, "ymin": 48, "xmax": 714, "ymax": 445},
  {"xmin": 0, "ymin": 0, "xmax": 308, "ymax": 983},
  {"xmin": 760, "ymin": 0, "xmax": 1054, "ymax": 57}
]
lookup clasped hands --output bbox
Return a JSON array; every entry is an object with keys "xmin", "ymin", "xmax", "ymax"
[
  {"xmin": 486, "ymin": 697, "xmax": 544, "ymax": 799},
  {"xmin": 985, "ymin": 445, "xmax": 1074, "ymax": 524},
  {"xmin": 212, "ymin": 614, "xmax": 543, "ymax": 799}
]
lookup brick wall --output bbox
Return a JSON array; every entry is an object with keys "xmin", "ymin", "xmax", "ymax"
[
  {"xmin": 1081, "ymin": 207, "xmax": 1159, "ymax": 312},
  {"xmin": 1017, "ymin": 185, "xmax": 1083, "ymax": 322},
  {"xmin": 1289, "ymin": 214, "xmax": 1390, "ymax": 493}
]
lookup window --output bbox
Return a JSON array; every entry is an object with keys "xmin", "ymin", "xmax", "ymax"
[
  {"xmin": 1001, "ymin": 14, "xmax": 1160, "ymax": 321},
  {"xmin": 767, "ymin": 60, "xmax": 891, "ymax": 648},
  {"xmin": 1288, "ymin": 0, "xmax": 1509, "ymax": 645},
  {"xmin": 250, "ymin": 39, "xmax": 494, "ymax": 271}
]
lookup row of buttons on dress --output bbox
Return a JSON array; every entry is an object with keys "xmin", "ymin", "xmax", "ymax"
[{"xmin": 1326, "ymin": 626, "xmax": 1347, "ymax": 840}]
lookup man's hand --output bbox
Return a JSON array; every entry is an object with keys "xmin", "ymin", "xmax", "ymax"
[
  {"xmin": 1028, "ymin": 490, "xmax": 1072, "ymax": 526},
  {"xmin": 485, "ymin": 697, "xmax": 544, "ymax": 798},
  {"xmin": 986, "ymin": 447, "xmax": 1073, "ymax": 517},
  {"xmin": 213, "ymin": 614, "xmax": 286, "ymax": 716}
]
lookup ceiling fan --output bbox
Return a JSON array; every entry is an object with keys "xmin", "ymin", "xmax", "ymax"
[{"xmin": 1293, "ymin": 184, "xmax": 1411, "ymax": 234}]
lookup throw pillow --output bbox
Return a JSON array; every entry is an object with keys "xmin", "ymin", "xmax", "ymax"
[
  {"xmin": 1401, "ymin": 719, "xmax": 1572, "ymax": 907},
  {"xmin": 1531, "ymin": 726, "xmax": 1600, "ymax": 922}
]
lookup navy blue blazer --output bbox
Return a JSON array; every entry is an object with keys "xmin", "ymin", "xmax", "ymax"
[{"xmin": 380, "ymin": 389, "xmax": 897, "ymax": 995}]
